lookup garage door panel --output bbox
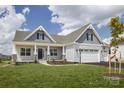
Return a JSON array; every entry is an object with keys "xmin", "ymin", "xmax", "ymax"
[{"xmin": 81, "ymin": 49, "xmax": 99, "ymax": 63}]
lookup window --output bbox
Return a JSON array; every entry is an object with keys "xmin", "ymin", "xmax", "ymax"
[
  {"xmin": 91, "ymin": 34, "xmax": 93, "ymax": 41},
  {"xmin": 90, "ymin": 49, "xmax": 94, "ymax": 52},
  {"xmin": 86, "ymin": 33, "xmax": 93, "ymax": 41},
  {"xmin": 50, "ymin": 48, "xmax": 57, "ymax": 56},
  {"xmin": 26, "ymin": 48, "xmax": 31, "ymax": 56},
  {"xmin": 94, "ymin": 50, "xmax": 98, "ymax": 52},
  {"xmin": 21, "ymin": 48, "xmax": 25, "ymax": 56},
  {"xmin": 37, "ymin": 32, "xmax": 45, "ymax": 40},
  {"xmin": 84, "ymin": 49, "xmax": 88, "ymax": 52},
  {"xmin": 20, "ymin": 48, "xmax": 31, "ymax": 56},
  {"xmin": 86, "ymin": 33, "xmax": 89, "ymax": 40}
]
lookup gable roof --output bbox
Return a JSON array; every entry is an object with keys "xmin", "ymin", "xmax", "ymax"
[
  {"xmin": 74, "ymin": 24, "xmax": 102, "ymax": 43},
  {"xmin": 24, "ymin": 25, "xmax": 56, "ymax": 42},
  {"xmin": 13, "ymin": 23, "xmax": 103, "ymax": 44},
  {"xmin": 13, "ymin": 30, "xmax": 31, "ymax": 41},
  {"xmin": 63, "ymin": 23, "xmax": 91, "ymax": 43}
]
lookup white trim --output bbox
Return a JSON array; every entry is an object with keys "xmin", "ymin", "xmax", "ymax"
[
  {"xmin": 20, "ymin": 48, "xmax": 31, "ymax": 56},
  {"xmin": 98, "ymin": 49, "xmax": 101, "ymax": 62},
  {"xmin": 75, "ymin": 42, "xmax": 103, "ymax": 46},
  {"xmin": 90, "ymin": 24, "xmax": 103, "ymax": 43},
  {"xmin": 47, "ymin": 46, "xmax": 50, "ymax": 55},
  {"xmin": 74, "ymin": 24, "xmax": 103, "ymax": 43},
  {"xmin": 12, "ymin": 43, "xmax": 17, "ymax": 54},
  {"xmin": 34, "ymin": 44, "xmax": 37, "ymax": 55},
  {"xmin": 50, "ymin": 48, "xmax": 58, "ymax": 57},
  {"xmin": 62, "ymin": 45, "xmax": 65, "ymax": 55},
  {"xmin": 24, "ymin": 25, "xmax": 56, "ymax": 42},
  {"xmin": 14, "ymin": 41, "xmax": 63, "ymax": 46}
]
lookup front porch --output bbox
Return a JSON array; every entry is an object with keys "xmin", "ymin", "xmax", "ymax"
[
  {"xmin": 12, "ymin": 42, "xmax": 66, "ymax": 64},
  {"xmin": 34, "ymin": 45, "xmax": 64, "ymax": 61}
]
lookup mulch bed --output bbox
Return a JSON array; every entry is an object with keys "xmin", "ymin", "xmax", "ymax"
[
  {"xmin": 103, "ymin": 73, "xmax": 124, "ymax": 79},
  {"xmin": 47, "ymin": 61, "xmax": 78, "ymax": 65},
  {"xmin": 84, "ymin": 62, "xmax": 124, "ymax": 69}
]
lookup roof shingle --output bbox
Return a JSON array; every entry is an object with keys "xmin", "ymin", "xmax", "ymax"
[{"xmin": 13, "ymin": 23, "xmax": 90, "ymax": 44}]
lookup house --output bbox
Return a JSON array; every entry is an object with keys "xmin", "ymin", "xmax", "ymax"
[
  {"xmin": 116, "ymin": 44, "xmax": 124, "ymax": 61},
  {"xmin": 12, "ymin": 23, "xmax": 108, "ymax": 64},
  {"xmin": 0, "ymin": 53, "xmax": 11, "ymax": 60}
]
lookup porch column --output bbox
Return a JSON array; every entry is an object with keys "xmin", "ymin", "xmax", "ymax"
[
  {"xmin": 34, "ymin": 44, "xmax": 38, "ymax": 62},
  {"xmin": 62, "ymin": 45, "xmax": 66, "ymax": 60},
  {"xmin": 12, "ymin": 43, "xmax": 17, "ymax": 64},
  {"xmin": 47, "ymin": 46, "xmax": 50, "ymax": 61},
  {"xmin": 98, "ymin": 48, "xmax": 101, "ymax": 63}
]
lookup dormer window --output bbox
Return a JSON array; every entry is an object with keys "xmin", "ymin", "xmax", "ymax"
[
  {"xmin": 86, "ymin": 33, "xmax": 93, "ymax": 41},
  {"xmin": 37, "ymin": 32, "xmax": 45, "ymax": 40}
]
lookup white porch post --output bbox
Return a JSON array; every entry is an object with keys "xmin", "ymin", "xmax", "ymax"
[
  {"xmin": 12, "ymin": 43, "xmax": 17, "ymax": 64},
  {"xmin": 98, "ymin": 48, "xmax": 101, "ymax": 62},
  {"xmin": 12, "ymin": 43, "xmax": 17, "ymax": 55},
  {"xmin": 62, "ymin": 45, "xmax": 66, "ymax": 60},
  {"xmin": 34, "ymin": 44, "xmax": 38, "ymax": 62},
  {"xmin": 47, "ymin": 46, "xmax": 50, "ymax": 61}
]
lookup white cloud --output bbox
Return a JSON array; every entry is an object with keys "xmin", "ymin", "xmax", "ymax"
[
  {"xmin": 0, "ymin": 5, "xmax": 26, "ymax": 55},
  {"xmin": 18, "ymin": 28, "xmax": 30, "ymax": 31},
  {"xmin": 103, "ymin": 37, "xmax": 112, "ymax": 44},
  {"xmin": 48, "ymin": 5, "xmax": 124, "ymax": 35},
  {"xmin": 22, "ymin": 7, "xmax": 30, "ymax": 15}
]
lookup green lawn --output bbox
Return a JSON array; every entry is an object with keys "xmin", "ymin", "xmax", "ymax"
[
  {"xmin": 0, "ymin": 61, "xmax": 9, "ymax": 66},
  {"xmin": 0, "ymin": 63, "xmax": 124, "ymax": 88}
]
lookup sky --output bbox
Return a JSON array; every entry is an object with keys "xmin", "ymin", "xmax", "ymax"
[{"xmin": 1, "ymin": 5, "xmax": 124, "ymax": 55}]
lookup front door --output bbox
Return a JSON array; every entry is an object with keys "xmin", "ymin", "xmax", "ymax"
[{"xmin": 38, "ymin": 48, "xmax": 43, "ymax": 59}]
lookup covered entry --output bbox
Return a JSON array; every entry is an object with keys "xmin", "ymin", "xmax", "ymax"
[{"xmin": 80, "ymin": 49, "xmax": 99, "ymax": 63}]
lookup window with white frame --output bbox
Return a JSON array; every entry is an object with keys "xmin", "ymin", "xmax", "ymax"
[
  {"xmin": 37, "ymin": 32, "xmax": 45, "ymax": 40},
  {"xmin": 86, "ymin": 33, "xmax": 93, "ymax": 41},
  {"xmin": 20, "ymin": 48, "xmax": 31, "ymax": 56},
  {"xmin": 50, "ymin": 48, "xmax": 57, "ymax": 56},
  {"xmin": 20, "ymin": 48, "xmax": 25, "ymax": 56}
]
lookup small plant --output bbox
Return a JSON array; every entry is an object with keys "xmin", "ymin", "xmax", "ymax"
[{"xmin": 8, "ymin": 61, "xmax": 10, "ymax": 64}]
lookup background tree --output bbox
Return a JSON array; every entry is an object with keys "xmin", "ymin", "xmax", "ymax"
[{"xmin": 109, "ymin": 16, "xmax": 124, "ymax": 46}]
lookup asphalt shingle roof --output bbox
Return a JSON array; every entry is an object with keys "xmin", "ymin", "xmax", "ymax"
[{"xmin": 13, "ymin": 23, "xmax": 90, "ymax": 44}]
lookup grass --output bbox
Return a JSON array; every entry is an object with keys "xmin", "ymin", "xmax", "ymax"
[
  {"xmin": 0, "ymin": 62, "xmax": 124, "ymax": 88},
  {"xmin": 0, "ymin": 60, "xmax": 10, "ymax": 66}
]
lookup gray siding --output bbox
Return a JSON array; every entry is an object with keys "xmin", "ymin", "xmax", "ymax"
[
  {"xmin": 27, "ymin": 30, "xmax": 52, "ymax": 43},
  {"xmin": 76, "ymin": 29, "xmax": 101, "ymax": 44}
]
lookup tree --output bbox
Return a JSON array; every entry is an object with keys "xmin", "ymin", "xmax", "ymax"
[
  {"xmin": 108, "ymin": 16, "xmax": 124, "ymax": 74},
  {"xmin": 109, "ymin": 16, "xmax": 124, "ymax": 46}
]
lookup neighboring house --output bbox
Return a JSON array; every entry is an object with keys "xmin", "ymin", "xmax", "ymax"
[
  {"xmin": 117, "ymin": 44, "xmax": 124, "ymax": 61},
  {"xmin": 0, "ymin": 53, "xmax": 11, "ymax": 60},
  {"xmin": 12, "ymin": 23, "xmax": 108, "ymax": 63}
]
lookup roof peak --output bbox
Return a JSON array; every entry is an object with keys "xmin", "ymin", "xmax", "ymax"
[
  {"xmin": 35, "ymin": 25, "xmax": 44, "ymax": 31},
  {"xmin": 66, "ymin": 23, "xmax": 91, "ymax": 36}
]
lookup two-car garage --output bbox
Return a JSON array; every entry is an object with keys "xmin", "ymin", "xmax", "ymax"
[
  {"xmin": 80, "ymin": 49, "xmax": 99, "ymax": 63},
  {"xmin": 66, "ymin": 45, "xmax": 101, "ymax": 63}
]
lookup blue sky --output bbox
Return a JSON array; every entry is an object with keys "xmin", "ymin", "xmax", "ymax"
[
  {"xmin": 15, "ymin": 5, "xmax": 61, "ymax": 35},
  {"xmin": 15, "ymin": 5, "xmax": 123, "ymax": 39},
  {"xmin": 14, "ymin": 5, "xmax": 117, "ymax": 39},
  {"xmin": 1, "ymin": 5, "xmax": 124, "ymax": 55}
]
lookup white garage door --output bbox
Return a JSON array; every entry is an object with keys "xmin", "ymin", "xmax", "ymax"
[{"xmin": 81, "ymin": 49, "xmax": 99, "ymax": 63}]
